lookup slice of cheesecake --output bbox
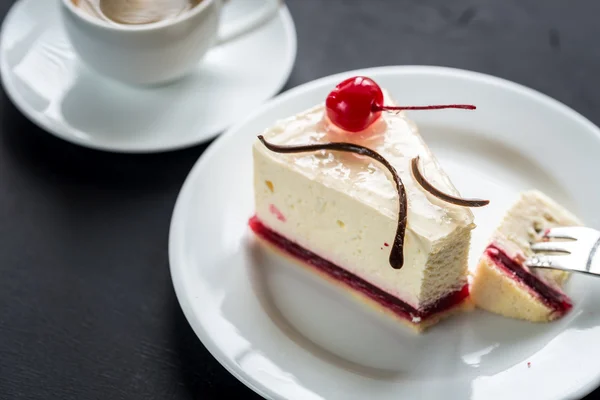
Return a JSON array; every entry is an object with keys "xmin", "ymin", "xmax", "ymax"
[
  {"xmin": 471, "ymin": 190, "xmax": 581, "ymax": 322},
  {"xmin": 249, "ymin": 90, "xmax": 476, "ymax": 332}
]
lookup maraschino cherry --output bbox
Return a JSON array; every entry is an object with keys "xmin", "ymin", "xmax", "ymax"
[{"xmin": 325, "ymin": 76, "xmax": 476, "ymax": 133}]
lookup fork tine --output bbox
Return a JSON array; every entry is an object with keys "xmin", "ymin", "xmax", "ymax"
[
  {"xmin": 524, "ymin": 254, "xmax": 571, "ymax": 270},
  {"xmin": 531, "ymin": 241, "xmax": 573, "ymax": 254},
  {"xmin": 544, "ymin": 227, "xmax": 578, "ymax": 240}
]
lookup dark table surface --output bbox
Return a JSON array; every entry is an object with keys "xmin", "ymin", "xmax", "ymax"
[{"xmin": 2, "ymin": 0, "xmax": 600, "ymax": 399}]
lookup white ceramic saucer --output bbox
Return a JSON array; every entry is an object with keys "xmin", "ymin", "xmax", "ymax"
[
  {"xmin": 0, "ymin": 0, "xmax": 296, "ymax": 153},
  {"xmin": 169, "ymin": 66, "xmax": 600, "ymax": 400}
]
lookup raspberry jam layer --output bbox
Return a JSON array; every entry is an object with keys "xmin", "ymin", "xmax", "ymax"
[
  {"xmin": 249, "ymin": 216, "xmax": 469, "ymax": 323},
  {"xmin": 485, "ymin": 244, "xmax": 572, "ymax": 314}
]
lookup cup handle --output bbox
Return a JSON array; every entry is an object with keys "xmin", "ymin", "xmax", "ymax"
[{"xmin": 216, "ymin": 0, "xmax": 282, "ymax": 45}]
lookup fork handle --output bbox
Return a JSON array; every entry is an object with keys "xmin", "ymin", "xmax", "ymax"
[{"xmin": 588, "ymin": 243, "xmax": 600, "ymax": 275}]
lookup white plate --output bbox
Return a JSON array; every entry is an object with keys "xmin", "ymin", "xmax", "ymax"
[
  {"xmin": 0, "ymin": 0, "xmax": 296, "ymax": 153},
  {"xmin": 169, "ymin": 66, "xmax": 600, "ymax": 400}
]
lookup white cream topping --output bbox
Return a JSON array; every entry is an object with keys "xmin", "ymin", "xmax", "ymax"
[{"xmin": 257, "ymin": 95, "xmax": 475, "ymax": 243}]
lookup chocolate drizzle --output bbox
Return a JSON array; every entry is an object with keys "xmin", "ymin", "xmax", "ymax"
[
  {"xmin": 258, "ymin": 135, "xmax": 408, "ymax": 269},
  {"xmin": 410, "ymin": 156, "xmax": 490, "ymax": 207}
]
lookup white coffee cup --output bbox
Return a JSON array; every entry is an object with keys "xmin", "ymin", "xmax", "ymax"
[{"xmin": 59, "ymin": 0, "xmax": 281, "ymax": 85}]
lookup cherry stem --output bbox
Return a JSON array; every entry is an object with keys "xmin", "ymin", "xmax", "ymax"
[{"xmin": 373, "ymin": 104, "xmax": 476, "ymax": 112}]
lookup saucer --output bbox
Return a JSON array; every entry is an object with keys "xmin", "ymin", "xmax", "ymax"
[
  {"xmin": 0, "ymin": 0, "xmax": 297, "ymax": 153},
  {"xmin": 169, "ymin": 66, "xmax": 600, "ymax": 400}
]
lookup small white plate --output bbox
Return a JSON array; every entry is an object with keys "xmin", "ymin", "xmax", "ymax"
[
  {"xmin": 169, "ymin": 66, "xmax": 600, "ymax": 400},
  {"xmin": 0, "ymin": 0, "xmax": 296, "ymax": 153}
]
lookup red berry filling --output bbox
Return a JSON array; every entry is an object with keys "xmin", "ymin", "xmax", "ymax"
[
  {"xmin": 268, "ymin": 204, "xmax": 286, "ymax": 222},
  {"xmin": 485, "ymin": 244, "xmax": 572, "ymax": 314},
  {"xmin": 249, "ymin": 216, "xmax": 470, "ymax": 323}
]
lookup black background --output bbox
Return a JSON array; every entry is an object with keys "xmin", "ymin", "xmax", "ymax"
[{"xmin": 1, "ymin": 0, "xmax": 600, "ymax": 399}]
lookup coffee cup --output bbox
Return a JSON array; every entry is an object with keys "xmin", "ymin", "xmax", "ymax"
[{"xmin": 59, "ymin": 0, "xmax": 282, "ymax": 85}]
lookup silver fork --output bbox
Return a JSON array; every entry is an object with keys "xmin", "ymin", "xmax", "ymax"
[{"xmin": 525, "ymin": 227, "xmax": 600, "ymax": 276}]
